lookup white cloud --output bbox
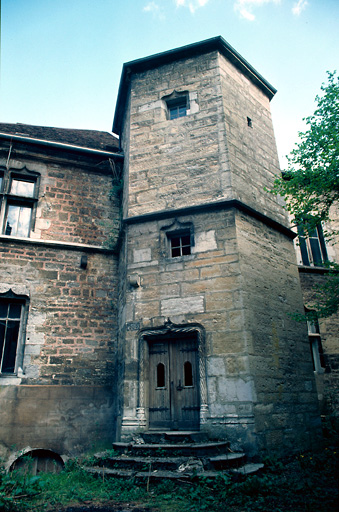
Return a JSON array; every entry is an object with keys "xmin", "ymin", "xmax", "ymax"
[
  {"xmin": 143, "ymin": 2, "xmax": 165, "ymax": 19},
  {"xmin": 234, "ymin": 0, "xmax": 280, "ymax": 21},
  {"xmin": 292, "ymin": 0, "xmax": 308, "ymax": 16},
  {"xmin": 175, "ymin": 0, "xmax": 210, "ymax": 14}
]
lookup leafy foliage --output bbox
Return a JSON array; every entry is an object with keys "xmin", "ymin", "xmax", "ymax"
[
  {"xmin": 272, "ymin": 71, "xmax": 339, "ymax": 318},
  {"xmin": 273, "ymin": 71, "xmax": 339, "ymax": 234},
  {"xmin": 2, "ymin": 445, "xmax": 338, "ymax": 512}
]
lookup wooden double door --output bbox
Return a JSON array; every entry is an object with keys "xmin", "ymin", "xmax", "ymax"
[{"xmin": 149, "ymin": 337, "xmax": 200, "ymax": 430}]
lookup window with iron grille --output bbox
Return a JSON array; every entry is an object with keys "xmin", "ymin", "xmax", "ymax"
[{"xmin": 169, "ymin": 232, "xmax": 192, "ymax": 258}]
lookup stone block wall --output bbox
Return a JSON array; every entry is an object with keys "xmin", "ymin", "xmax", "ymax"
[
  {"xmin": 299, "ymin": 270, "xmax": 339, "ymax": 417},
  {"xmin": 236, "ymin": 213, "xmax": 322, "ymax": 453},
  {"xmin": 219, "ymin": 53, "xmax": 285, "ymax": 225},
  {"xmin": 0, "ymin": 244, "xmax": 118, "ymax": 384},
  {"xmin": 0, "ymin": 385, "xmax": 116, "ymax": 460},
  {"xmin": 122, "ymin": 49, "xmax": 287, "ymax": 228},
  {"xmin": 0, "ymin": 149, "xmax": 121, "ymax": 460}
]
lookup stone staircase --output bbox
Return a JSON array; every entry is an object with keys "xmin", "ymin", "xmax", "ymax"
[{"xmin": 84, "ymin": 432, "xmax": 264, "ymax": 482}]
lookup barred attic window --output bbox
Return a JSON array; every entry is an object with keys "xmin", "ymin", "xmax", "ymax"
[{"xmin": 170, "ymin": 233, "xmax": 191, "ymax": 258}]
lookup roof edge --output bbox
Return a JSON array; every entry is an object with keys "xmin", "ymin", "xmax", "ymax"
[
  {"xmin": 113, "ymin": 36, "xmax": 277, "ymax": 135},
  {"xmin": 0, "ymin": 132, "xmax": 124, "ymax": 159}
]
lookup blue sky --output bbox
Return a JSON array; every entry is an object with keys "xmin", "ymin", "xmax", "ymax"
[{"xmin": 1, "ymin": 0, "xmax": 338, "ymax": 167}]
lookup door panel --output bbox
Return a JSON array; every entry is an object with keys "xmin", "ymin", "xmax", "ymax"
[{"xmin": 149, "ymin": 337, "xmax": 200, "ymax": 430}]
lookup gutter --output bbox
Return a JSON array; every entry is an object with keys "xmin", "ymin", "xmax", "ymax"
[{"xmin": 0, "ymin": 132, "xmax": 124, "ymax": 160}]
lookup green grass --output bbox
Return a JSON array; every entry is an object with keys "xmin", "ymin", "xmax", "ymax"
[{"xmin": 1, "ymin": 446, "xmax": 338, "ymax": 512}]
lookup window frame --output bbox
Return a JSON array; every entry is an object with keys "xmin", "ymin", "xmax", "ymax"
[
  {"xmin": 0, "ymin": 291, "xmax": 29, "ymax": 376},
  {"xmin": 306, "ymin": 313, "xmax": 326, "ymax": 374},
  {"xmin": 0, "ymin": 167, "xmax": 40, "ymax": 238},
  {"xmin": 297, "ymin": 223, "xmax": 328, "ymax": 267},
  {"xmin": 163, "ymin": 91, "xmax": 189, "ymax": 121},
  {"xmin": 167, "ymin": 229, "xmax": 194, "ymax": 258}
]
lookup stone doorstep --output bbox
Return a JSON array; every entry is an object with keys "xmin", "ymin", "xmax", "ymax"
[
  {"xmin": 209, "ymin": 452, "xmax": 246, "ymax": 469},
  {"xmin": 84, "ymin": 464, "xmax": 264, "ymax": 482},
  {"xmin": 112, "ymin": 441, "xmax": 230, "ymax": 457},
  {"xmin": 141, "ymin": 430, "xmax": 210, "ymax": 444},
  {"xmin": 94, "ymin": 454, "xmax": 187, "ymax": 471},
  {"xmin": 94, "ymin": 453, "xmax": 246, "ymax": 472}
]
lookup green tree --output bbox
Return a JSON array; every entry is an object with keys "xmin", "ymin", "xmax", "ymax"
[{"xmin": 273, "ymin": 71, "xmax": 339, "ymax": 318}]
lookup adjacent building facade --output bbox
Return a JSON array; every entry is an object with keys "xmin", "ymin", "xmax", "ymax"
[{"xmin": 0, "ymin": 37, "xmax": 337, "ymax": 465}]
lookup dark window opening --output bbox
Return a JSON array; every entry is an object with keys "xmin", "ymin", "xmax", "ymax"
[
  {"xmin": 0, "ymin": 301, "xmax": 22, "ymax": 373},
  {"xmin": 170, "ymin": 233, "xmax": 191, "ymax": 258},
  {"xmin": 167, "ymin": 96, "xmax": 188, "ymax": 120},
  {"xmin": 307, "ymin": 314, "xmax": 326, "ymax": 373},
  {"xmin": 156, "ymin": 363, "xmax": 165, "ymax": 388},
  {"xmin": 298, "ymin": 224, "xmax": 328, "ymax": 266},
  {"xmin": 10, "ymin": 449, "xmax": 64, "ymax": 475},
  {"xmin": 184, "ymin": 361, "xmax": 193, "ymax": 387}
]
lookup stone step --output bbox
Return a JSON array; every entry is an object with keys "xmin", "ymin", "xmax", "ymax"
[
  {"xmin": 112, "ymin": 440, "xmax": 230, "ymax": 458},
  {"xmin": 230, "ymin": 462, "xmax": 265, "ymax": 476},
  {"xmin": 94, "ymin": 451, "xmax": 246, "ymax": 472},
  {"xmin": 94, "ymin": 454, "xmax": 187, "ymax": 471},
  {"xmin": 84, "ymin": 463, "xmax": 264, "ymax": 482},
  {"xmin": 84, "ymin": 466, "xmax": 233, "ymax": 482},
  {"xmin": 141, "ymin": 431, "xmax": 209, "ymax": 444}
]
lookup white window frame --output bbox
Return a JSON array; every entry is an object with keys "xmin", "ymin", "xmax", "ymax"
[{"xmin": 0, "ymin": 167, "xmax": 40, "ymax": 238}]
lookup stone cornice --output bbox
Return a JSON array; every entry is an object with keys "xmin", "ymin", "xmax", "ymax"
[
  {"xmin": 0, "ymin": 234, "xmax": 114, "ymax": 254},
  {"xmin": 123, "ymin": 199, "xmax": 295, "ymax": 240}
]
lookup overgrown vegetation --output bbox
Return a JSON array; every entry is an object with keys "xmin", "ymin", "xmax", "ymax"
[
  {"xmin": 272, "ymin": 71, "xmax": 339, "ymax": 319},
  {"xmin": 1, "ymin": 438, "xmax": 338, "ymax": 512}
]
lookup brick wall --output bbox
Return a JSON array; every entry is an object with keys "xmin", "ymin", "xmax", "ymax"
[{"xmin": 0, "ymin": 148, "xmax": 121, "ymax": 459}]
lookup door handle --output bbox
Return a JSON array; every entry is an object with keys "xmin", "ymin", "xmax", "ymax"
[{"xmin": 177, "ymin": 379, "xmax": 183, "ymax": 391}]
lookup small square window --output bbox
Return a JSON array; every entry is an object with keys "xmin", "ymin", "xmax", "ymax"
[
  {"xmin": 168, "ymin": 100, "xmax": 187, "ymax": 120},
  {"xmin": 170, "ymin": 233, "xmax": 191, "ymax": 258}
]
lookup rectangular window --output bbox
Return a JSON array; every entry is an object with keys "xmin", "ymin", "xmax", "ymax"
[
  {"xmin": 170, "ymin": 233, "xmax": 191, "ymax": 258},
  {"xmin": 297, "ymin": 224, "xmax": 328, "ymax": 266},
  {"xmin": 0, "ymin": 169, "xmax": 39, "ymax": 238},
  {"xmin": 169, "ymin": 101, "xmax": 187, "ymax": 120},
  {"xmin": 307, "ymin": 317, "xmax": 326, "ymax": 373},
  {"xmin": 0, "ymin": 301, "xmax": 23, "ymax": 374}
]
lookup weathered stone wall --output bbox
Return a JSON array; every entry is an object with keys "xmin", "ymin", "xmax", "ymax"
[
  {"xmin": 236, "ymin": 213, "xmax": 321, "ymax": 453},
  {"xmin": 120, "ymin": 208, "xmax": 255, "ymax": 446},
  {"xmin": 125, "ymin": 51, "xmax": 228, "ymax": 217},
  {"xmin": 219, "ymin": 53, "xmax": 286, "ymax": 225},
  {"xmin": 299, "ymin": 270, "xmax": 339, "ymax": 417},
  {"xmin": 118, "ymin": 45, "xmax": 322, "ymax": 455},
  {"xmin": 0, "ymin": 385, "xmax": 116, "ymax": 460},
  {"xmin": 5, "ymin": 154, "xmax": 120, "ymax": 245},
  {"xmin": 0, "ymin": 244, "xmax": 117, "ymax": 384},
  {"xmin": 0, "ymin": 149, "xmax": 121, "ymax": 459},
  {"xmin": 124, "ymin": 50, "xmax": 287, "ymax": 227}
]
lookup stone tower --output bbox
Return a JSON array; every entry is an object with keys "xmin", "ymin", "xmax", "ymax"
[{"xmin": 113, "ymin": 37, "xmax": 321, "ymax": 455}]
